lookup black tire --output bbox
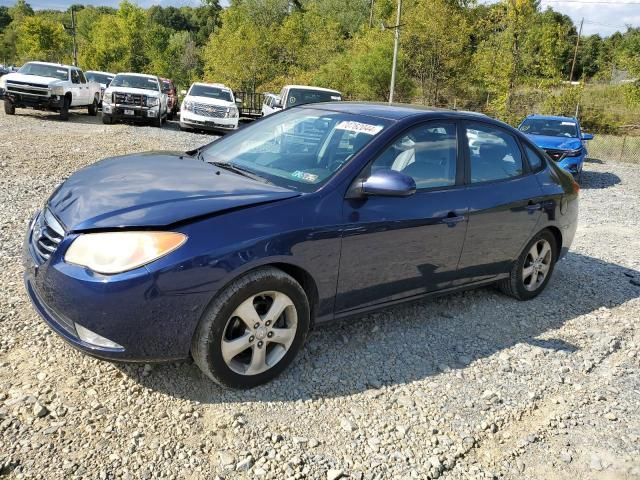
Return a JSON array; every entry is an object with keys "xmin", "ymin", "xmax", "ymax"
[
  {"xmin": 167, "ymin": 112, "xmax": 174, "ymax": 121},
  {"xmin": 498, "ymin": 230, "xmax": 558, "ymax": 300},
  {"xmin": 101, "ymin": 114, "xmax": 112, "ymax": 125},
  {"xmin": 88, "ymin": 97, "xmax": 98, "ymax": 116},
  {"xmin": 59, "ymin": 96, "xmax": 70, "ymax": 121},
  {"xmin": 4, "ymin": 99, "xmax": 15, "ymax": 115},
  {"xmin": 191, "ymin": 267, "xmax": 310, "ymax": 389},
  {"xmin": 153, "ymin": 114, "xmax": 162, "ymax": 128}
]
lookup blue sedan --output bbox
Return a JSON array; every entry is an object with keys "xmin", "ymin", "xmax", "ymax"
[
  {"xmin": 518, "ymin": 114, "xmax": 594, "ymax": 180},
  {"xmin": 24, "ymin": 103, "xmax": 579, "ymax": 388}
]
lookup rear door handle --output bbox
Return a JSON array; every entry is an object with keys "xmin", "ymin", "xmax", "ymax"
[
  {"xmin": 441, "ymin": 213, "xmax": 466, "ymax": 227},
  {"xmin": 526, "ymin": 201, "xmax": 542, "ymax": 212}
]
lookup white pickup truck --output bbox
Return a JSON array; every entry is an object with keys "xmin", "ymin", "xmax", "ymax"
[{"xmin": 0, "ymin": 61, "xmax": 101, "ymax": 120}]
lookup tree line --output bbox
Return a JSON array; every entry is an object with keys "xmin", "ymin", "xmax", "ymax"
[{"xmin": 1, "ymin": 0, "xmax": 639, "ymax": 126}]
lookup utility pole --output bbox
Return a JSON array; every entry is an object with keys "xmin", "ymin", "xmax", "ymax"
[
  {"xmin": 369, "ymin": 0, "xmax": 374, "ymax": 28},
  {"xmin": 569, "ymin": 18, "xmax": 583, "ymax": 82},
  {"xmin": 388, "ymin": 0, "xmax": 402, "ymax": 104},
  {"xmin": 64, "ymin": 6, "xmax": 78, "ymax": 66}
]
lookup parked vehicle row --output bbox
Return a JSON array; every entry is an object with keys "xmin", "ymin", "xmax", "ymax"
[{"xmin": 0, "ymin": 61, "xmax": 101, "ymax": 120}]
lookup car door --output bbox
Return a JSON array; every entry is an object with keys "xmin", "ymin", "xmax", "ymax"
[
  {"xmin": 335, "ymin": 121, "xmax": 469, "ymax": 313},
  {"xmin": 69, "ymin": 69, "xmax": 84, "ymax": 106},
  {"xmin": 455, "ymin": 120, "xmax": 545, "ymax": 284},
  {"xmin": 78, "ymin": 70, "xmax": 92, "ymax": 105}
]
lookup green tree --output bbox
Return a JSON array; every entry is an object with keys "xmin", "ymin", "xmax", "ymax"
[{"xmin": 16, "ymin": 15, "xmax": 69, "ymax": 62}]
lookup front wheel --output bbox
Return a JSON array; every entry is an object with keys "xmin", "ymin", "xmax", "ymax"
[
  {"xmin": 4, "ymin": 99, "xmax": 15, "ymax": 115},
  {"xmin": 59, "ymin": 96, "xmax": 70, "ymax": 121},
  {"xmin": 191, "ymin": 267, "xmax": 310, "ymax": 389},
  {"xmin": 498, "ymin": 230, "xmax": 557, "ymax": 300}
]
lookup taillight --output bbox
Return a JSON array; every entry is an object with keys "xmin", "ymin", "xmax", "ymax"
[{"xmin": 572, "ymin": 178, "xmax": 580, "ymax": 194}]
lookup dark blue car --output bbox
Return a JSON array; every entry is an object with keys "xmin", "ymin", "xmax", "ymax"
[
  {"xmin": 518, "ymin": 114, "xmax": 594, "ymax": 180},
  {"xmin": 24, "ymin": 103, "xmax": 579, "ymax": 388}
]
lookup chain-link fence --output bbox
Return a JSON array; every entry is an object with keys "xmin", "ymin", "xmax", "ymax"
[{"xmin": 587, "ymin": 134, "xmax": 640, "ymax": 164}]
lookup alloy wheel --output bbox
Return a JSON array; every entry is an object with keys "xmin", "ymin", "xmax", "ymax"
[
  {"xmin": 220, "ymin": 291, "xmax": 298, "ymax": 375},
  {"xmin": 522, "ymin": 238, "xmax": 552, "ymax": 291}
]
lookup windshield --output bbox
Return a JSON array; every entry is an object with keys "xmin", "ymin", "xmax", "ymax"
[
  {"xmin": 519, "ymin": 118, "xmax": 578, "ymax": 138},
  {"xmin": 110, "ymin": 74, "xmax": 159, "ymax": 91},
  {"xmin": 285, "ymin": 88, "xmax": 342, "ymax": 108},
  {"xmin": 189, "ymin": 85, "xmax": 232, "ymax": 102},
  {"xmin": 201, "ymin": 108, "xmax": 390, "ymax": 192},
  {"xmin": 86, "ymin": 72, "xmax": 114, "ymax": 85},
  {"xmin": 18, "ymin": 63, "xmax": 68, "ymax": 81}
]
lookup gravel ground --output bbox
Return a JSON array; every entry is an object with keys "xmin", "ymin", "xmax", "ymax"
[{"xmin": 0, "ymin": 110, "xmax": 639, "ymax": 480}]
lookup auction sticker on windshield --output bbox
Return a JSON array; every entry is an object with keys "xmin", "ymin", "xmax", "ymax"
[
  {"xmin": 335, "ymin": 121, "xmax": 383, "ymax": 135},
  {"xmin": 291, "ymin": 171, "xmax": 319, "ymax": 183}
]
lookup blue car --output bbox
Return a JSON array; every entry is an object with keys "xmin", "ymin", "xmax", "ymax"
[
  {"xmin": 518, "ymin": 114, "xmax": 593, "ymax": 180},
  {"xmin": 24, "ymin": 104, "xmax": 579, "ymax": 388}
]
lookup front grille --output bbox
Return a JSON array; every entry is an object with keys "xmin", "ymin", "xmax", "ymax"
[
  {"xmin": 114, "ymin": 92, "xmax": 145, "ymax": 106},
  {"xmin": 544, "ymin": 149, "xmax": 566, "ymax": 162},
  {"xmin": 192, "ymin": 103, "xmax": 226, "ymax": 118},
  {"xmin": 31, "ymin": 209, "xmax": 64, "ymax": 264},
  {"xmin": 6, "ymin": 81, "xmax": 49, "ymax": 97}
]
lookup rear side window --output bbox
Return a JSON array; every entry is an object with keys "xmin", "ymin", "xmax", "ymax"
[
  {"xmin": 70, "ymin": 70, "xmax": 80, "ymax": 84},
  {"xmin": 523, "ymin": 143, "xmax": 544, "ymax": 171},
  {"xmin": 370, "ymin": 122, "xmax": 457, "ymax": 189},
  {"xmin": 466, "ymin": 123, "xmax": 523, "ymax": 183}
]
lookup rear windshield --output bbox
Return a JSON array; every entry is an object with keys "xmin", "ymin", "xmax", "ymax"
[
  {"xmin": 110, "ymin": 74, "xmax": 159, "ymax": 91},
  {"xmin": 18, "ymin": 63, "xmax": 68, "ymax": 81},
  {"xmin": 189, "ymin": 85, "xmax": 232, "ymax": 102},
  {"xmin": 286, "ymin": 88, "xmax": 342, "ymax": 108},
  {"xmin": 86, "ymin": 72, "xmax": 114, "ymax": 85}
]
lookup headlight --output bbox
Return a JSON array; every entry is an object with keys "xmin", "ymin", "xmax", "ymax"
[
  {"xmin": 102, "ymin": 92, "xmax": 112, "ymax": 104},
  {"xmin": 226, "ymin": 107, "xmax": 238, "ymax": 118},
  {"xmin": 146, "ymin": 96, "xmax": 159, "ymax": 107},
  {"xmin": 565, "ymin": 148, "xmax": 583, "ymax": 157},
  {"xmin": 183, "ymin": 100, "xmax": 193, "ymax": 112},
  {"xmin": 0, "ymin": 77, "xmax": 6, "ymax": 89},
  {"xmin": 50, "ymin": 85, "xmax": 65, "ymax": 95},
  {"xmin": 65, "ymin": 231, "xmax": 187, "ymax": 274}
]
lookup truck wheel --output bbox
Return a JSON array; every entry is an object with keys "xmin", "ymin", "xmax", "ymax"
[
  {"xmin": 102, "ymin": 114, "xmax": 112, "ymax": 125},
  {"xmin": 60, "ymin": 96, "xmax": 70, "ymax": 121},
  {"xmin": 153, "ymin": 115, "xmax": 162, "ymax": 128},
  {"xmin": 4, "ymin": 99, "xmax": 15, "ymax": 115},
  {"xmin": 88, "ymin": 98, "xmax": 98, "ymax": 116}
]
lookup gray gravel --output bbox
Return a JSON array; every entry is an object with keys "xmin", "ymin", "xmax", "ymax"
[{"xmin": 1, "ymin": 110, "xmax": 639, "ymax": 479}]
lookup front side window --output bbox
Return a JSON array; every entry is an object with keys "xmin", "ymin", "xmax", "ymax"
[
  {"xmin": 201, "ymin": 108, "xmax": 390, "ymax": 192},
  {"xmin": 110, "ymin": 75, "xmax": 159, "ymax": 91},
  {"xmin": 78, "ymin": 71, "xmax": 87, "ymax": 83},
  {"xmin": 467, "ymin": 123, "xmax": 524, "ymax": 183},
  {"xmin": 370, "ymin": 122, "xmax": 457, "ymax": 189}
]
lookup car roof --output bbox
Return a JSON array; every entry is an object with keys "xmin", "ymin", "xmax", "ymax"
[
  {"xmin": 26, "ymin": 61, "xmax": 76, "ymax": 69},
  {"xmin": 284, "ymin": 85, "xmax": 341, "ymax": 94},
  {"xmin": 86, "ymin": 70, "xmax": 115, "ymax": 76},
  {"xmin": 309, "ymin": 101, "xmax": 491, "ymax": 122},
  {"xmin": 525, "ymin": 114, "xmax": 577, "ymax": 122},
  {"xmin": 115, "ymin": 72, "xmax": 158, "ymax": 79}
]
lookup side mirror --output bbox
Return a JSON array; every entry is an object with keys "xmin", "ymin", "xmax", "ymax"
[
  {"xmin": 582, "ymin": 133, "xmax": 594, "ymax": 140},
  {"xmin": 358, "ymin": 170, "xmax": 416, "ymax": 197}
]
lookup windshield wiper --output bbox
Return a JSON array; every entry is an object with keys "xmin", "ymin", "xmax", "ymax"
[{"xmin": 209, "ymin": 160, "xmax": 271, "ymax": 184}]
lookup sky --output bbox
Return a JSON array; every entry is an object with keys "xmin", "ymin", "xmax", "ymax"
[{"xmin": 0, "ymin": 0, "xmax": 639, "ymax": 36}]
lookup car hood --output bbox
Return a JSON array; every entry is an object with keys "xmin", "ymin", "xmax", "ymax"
[
  {"xmin": 48, "ymin": 152, "xmax": 300, "ymax": 232},
  {"xmin": 105, "ymin": 86, "xmax": 161, "ymax": 97},
  {"xmin": 186, "ymin": 95, "xmax": 234, "ymax": 107},
  {"xmin": 526, "ymin": 134, "xmax": 582, "ymax": 151},
  {"xmin": 3, "ymin": 72, "xmax": 64, "ymax": 86}
]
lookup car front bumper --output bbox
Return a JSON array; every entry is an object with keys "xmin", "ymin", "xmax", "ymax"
[
  {"xmin": 103, "ymin": 103, "xmax": 160, "ymax": 123},
  {"xmin": 2, "ymin": 91, "xmax": 62, "ymax": 109},
  {"xmin": 22, "ymin": 213, "xmax": 203, "ymax": 362},
  {"xmin": 180, "ymin": 111, "xmax": 238, "ymax": 131}
]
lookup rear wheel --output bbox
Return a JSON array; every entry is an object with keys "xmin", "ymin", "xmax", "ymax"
[
  {"xmin": 498, "ymin": 230, "xmax": 557, "ymax": 300},
  {"xmin": 101, "ymin": 114, "xmax": 112, "ymax": 124},
  {"xmin": 4, "ymin": 99, "xmax": 15, "ymax": 115},
  {"xmin": 191, "ymin": 267, "xmax": 310, "ymax": 389},
  {"xmin": 88, "ymin": 97, "xmax": 98, "ymax": 116}
]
